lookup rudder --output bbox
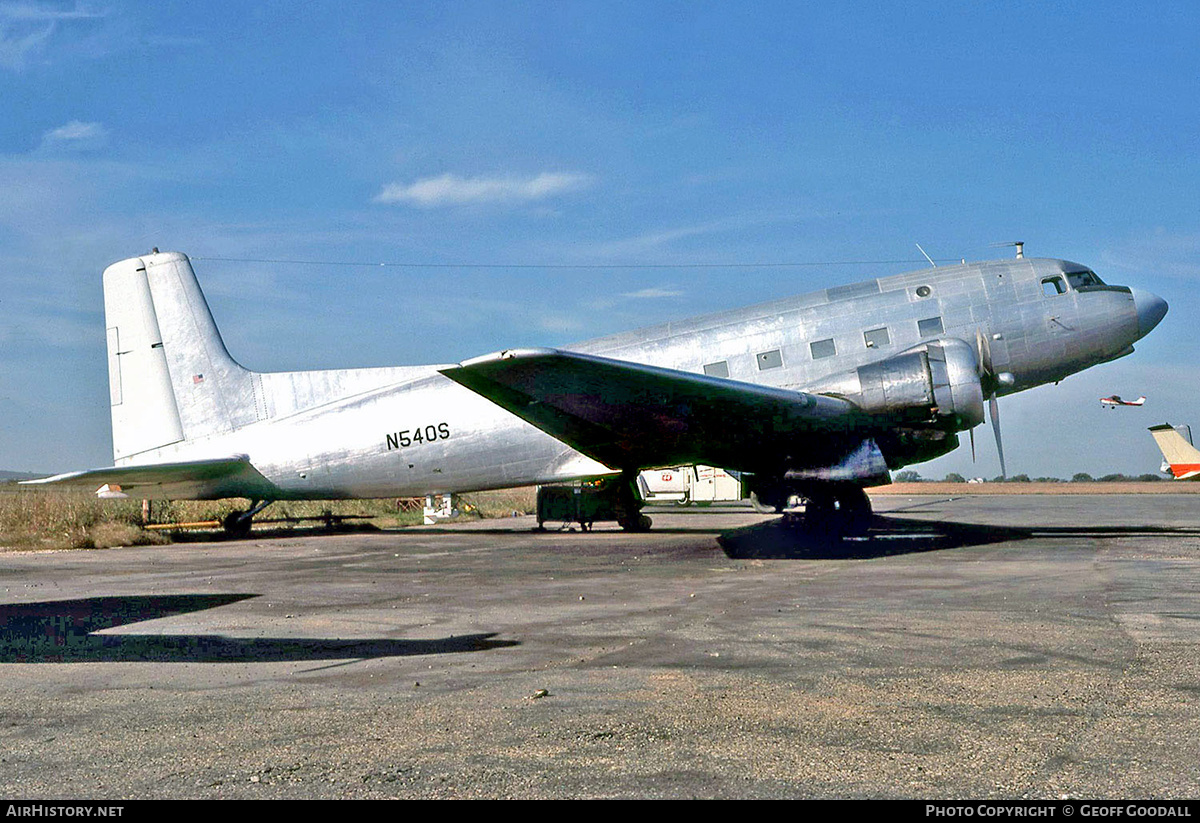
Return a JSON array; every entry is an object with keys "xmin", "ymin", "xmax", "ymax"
[{"xmin": 104, "ymin": 251, "xmax": 259, "ymax": 462}]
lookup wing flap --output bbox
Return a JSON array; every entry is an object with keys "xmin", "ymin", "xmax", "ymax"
[
  {"xmin": 21, "ymin": 455, "xmax": 278, "ymax": 500},
  {"xmin": 440, "ymin": 348, "xmax": 871, "ymax": 472}
]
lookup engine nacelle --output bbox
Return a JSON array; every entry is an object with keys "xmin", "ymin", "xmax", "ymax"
[{"xmin": 807, "ymin": 337, "xmax": 985, "ymax": 430}]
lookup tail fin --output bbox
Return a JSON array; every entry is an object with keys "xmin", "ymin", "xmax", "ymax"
[
  {"xmin": 104, "ymin": 251, "xmax": 263, "ymax": 462},
  {"xmin": 1149, "ymin": 424, "xmax": 1200, "ymax": 480}
]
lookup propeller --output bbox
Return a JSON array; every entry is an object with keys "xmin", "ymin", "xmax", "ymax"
[
  {"xmin": 989, "ymin": 395, "xmax": 1006, "ymax": 479},
  {"xmin": 975, "ymin": 329, "xmax": 1012, "ymax": 478}
]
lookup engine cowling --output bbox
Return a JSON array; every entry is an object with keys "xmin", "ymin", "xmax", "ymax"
[{"xmin": 806, "ymin": 337, "xmax": 985, "ymax": 430}]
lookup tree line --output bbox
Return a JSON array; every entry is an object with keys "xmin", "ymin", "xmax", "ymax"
[{"xmin": 893, "ymin": 471, "xmax": 1166, "ymax": 483}]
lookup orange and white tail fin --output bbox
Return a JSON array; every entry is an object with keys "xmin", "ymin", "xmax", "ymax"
[{"xmin": 1149, "ymin": 424, "xmax": 1200, "ymax": 480}]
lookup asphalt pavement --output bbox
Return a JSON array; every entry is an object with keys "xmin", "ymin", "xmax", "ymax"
[{"xmin": 2, "ymin": 495, "xmax": 1199, "ymax": 798}]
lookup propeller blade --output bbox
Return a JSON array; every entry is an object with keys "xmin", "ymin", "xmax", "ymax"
[
  {"xmin": 989, "ymin": 395, "xmax": 1006, "ymax": 479},
  {"xmin": 970, "ymin": 427, "xmax": 976, "ymax": 462},
  {"xmin": 975, "ymin": 328, "xmax": 992, "ymax": 375}
]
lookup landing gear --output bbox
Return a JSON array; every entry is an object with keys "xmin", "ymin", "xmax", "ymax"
[
  {"xmin": 750, "ymin": 489, "xmax": 785, "ymax": 514},
  {"xmin": 801, "ymin": 486, "xmax": 872, "ymax": 537},
  {"xmin": 749, "ymin": 480, "xmax": 873, "ymax": 536},
  {"xmin": 222, "ymin": 499, "xmax": 273, "ymax": 538},
  {"xmin": 614, "ymin": 472, "xmax": 653, "ymax": 532}
]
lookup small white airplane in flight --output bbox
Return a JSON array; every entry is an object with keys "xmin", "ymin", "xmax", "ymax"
[
  {"xmin": 26, "ymin": 250, "xmax": 1168, "ymax": 535},
  {"xmin": 1100, "ymin": 394, "xmax": 1146, "ymax": 408}
]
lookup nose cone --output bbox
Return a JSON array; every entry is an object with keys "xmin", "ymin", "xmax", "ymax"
[{"xmin": 1131, "ymin": 288, "xmax": 1168, "ymax": 339}]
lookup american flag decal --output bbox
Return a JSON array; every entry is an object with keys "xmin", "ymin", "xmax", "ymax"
[{"xmin": 193, "ymin": 374, "xmax": 204, "ymax": 384}]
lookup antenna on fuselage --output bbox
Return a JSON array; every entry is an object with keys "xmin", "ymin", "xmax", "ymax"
[
  {"xmin": 989, "ymin": 241, "xmax": 1025, "ymax": 259},
  {"xmin": 915, "ymin": 243, "xmax": 937, "ymax": 268}
]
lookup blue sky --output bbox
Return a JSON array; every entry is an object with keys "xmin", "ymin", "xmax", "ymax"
[{"xmin": 2, "ymin": 1, "xmax": 1198, "ymax": 479}]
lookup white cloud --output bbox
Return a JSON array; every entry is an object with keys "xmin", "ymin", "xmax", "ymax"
[
  {"xmin": 620, "ymin": 286, "xmax": 684, "ymax": 299},
  {"xmin": 1100, "ymin": 228, "xmax": 1200, "ymax": 281},
  {"xmin": 39, "ymin": 119, "xmax": 107, "ymax": 150},
  {"xmin": 1, "ymin": 2, "xmax": 104, "ymax": 21},
  {"xmin": 0, "ymin": 2, "xmax": 106, "ymax": 70},
  {"xmin": 374, "ymin": 171, "xmax": 593, "ymax": 207}
]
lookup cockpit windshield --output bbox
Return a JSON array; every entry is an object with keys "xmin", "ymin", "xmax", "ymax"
[{"xmin": 1066, "ymin": 270, "xmax": 1105, "ymax": 289}]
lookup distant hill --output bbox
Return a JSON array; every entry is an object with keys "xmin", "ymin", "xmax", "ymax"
[{"xmin": 0, "ymin": 470, "xmax": 43, "ymax": 482}]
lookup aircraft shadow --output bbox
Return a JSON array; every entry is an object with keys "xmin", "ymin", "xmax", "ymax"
[
  {"xmin": 167, "ymin": 521, "xmax": 383, "ymax": 543},
  {"xmin": 0, "ymin": 594, "xmax": 518, "ymax": 664},
  {"xmin": 714, "ymin": 514, "xmax": 1200, "ymax": 560},
  {"xmin": 717, "ymin": 515, "xmax": 1017, "ymax": 559}
]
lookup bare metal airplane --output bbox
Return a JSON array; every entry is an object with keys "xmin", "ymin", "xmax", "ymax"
[
  {"xmin": 1101, "ymin": 394, "xmax": 1146, "ymax": 408},
  {"xmin": 1149, "ymin": 425, "xmax": 1200, "ymax": 480},
  {"xmin": 27, "ymin": 250, "xmax": 1167, "ymax": 535}
]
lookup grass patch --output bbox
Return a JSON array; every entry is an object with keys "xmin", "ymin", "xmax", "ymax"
[
  {"xmin": 0, "ymin": 487, "xmax": 153, "ymax": 550},
  {"xmin": 458, "ymin": 487, "xmax": 537, "ymax": 518},
  {"xmin": 0, "ymin": 485, "xmax": 538, "ymax": 550}
]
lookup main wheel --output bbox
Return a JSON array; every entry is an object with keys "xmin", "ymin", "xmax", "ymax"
[
  {"xmin": 835, "ymin": 487, "xmax": 872, "ymax": 537},
  {"xmin": 618, "ymin": 513, "xmax": 653, "ymax": 532},
  {"xmin": 804, "ymin": 492, "xmax": 837, "ymax": 528},
  {"xmin": 750, "ymin": 486, "xmax": 789, "ymax": 513}
]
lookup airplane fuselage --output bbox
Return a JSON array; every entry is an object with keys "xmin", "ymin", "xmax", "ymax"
[{"xmin": 126, "ymin": 257, "xmax": 1157, "ymax": 499}]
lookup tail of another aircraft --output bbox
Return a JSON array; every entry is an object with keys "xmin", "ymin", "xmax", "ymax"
[
  {"xmin": 1148, "ymin": 424, "xmax": 1200, "ymax": 480},
  {"xmin": 103, "ymin": 252, "xmax": 264, "ymax": 462}
]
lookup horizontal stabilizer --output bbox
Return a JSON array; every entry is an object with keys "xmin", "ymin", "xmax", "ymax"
[
  {"xmin": 21, "ymin": 455, "xmax": 278, "ymax": 500},
  {"xmin": 440, "ymin": 348, "xmax": 871, "ymax": 473}
]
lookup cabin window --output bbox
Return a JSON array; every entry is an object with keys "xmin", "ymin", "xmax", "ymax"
[
  {"xmin": 757, "ymin": 349, "xmax": 783, "ymax": 370},
  {"xmin": 703, "ymin": 361, "xmax": 729, "ymax": 378},
  {"xmin": 917, "ymin": 316, "xmax": 944, "ymax": 338},
  {"xmin": 915, "ymin": 285, "xmax": 932, "ymax": 298},
  {"xmin": 810, "ymin": 338, "xmax": 836, "ymax": 359},
  {"xmin": 863, "ymin": 327, "xmax": 890, "ymax": 348},
  {"xmin": 1042, "ymin": 276, "xmax": 1066, "ymax": 296}
]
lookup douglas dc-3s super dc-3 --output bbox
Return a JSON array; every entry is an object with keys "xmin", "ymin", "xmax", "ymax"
[{"xmin": 28, "ymin": 250, "xmax": 1167, "ymax": 535}]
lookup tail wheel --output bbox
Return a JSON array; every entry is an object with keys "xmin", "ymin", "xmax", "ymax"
[
  {"xmin": 222, "ymin": 511, "xmax": 253, "ymax": 538},
  {"xmin": 221, "ymin": 499, "xmax": 273, "ymax": 538}
]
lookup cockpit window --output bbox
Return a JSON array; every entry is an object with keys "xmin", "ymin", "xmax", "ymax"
[
  {"xmin": 1041, "ymin": 276, "xmax": 1066, "ymax": 297},
  {"xmin": 1066, "ymin": 270, "xmax": 1105, "ymax": 289}
]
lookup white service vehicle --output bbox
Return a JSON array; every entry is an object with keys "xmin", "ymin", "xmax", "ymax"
[{"xmin": 637, "ymin": 465, "xmax": 743, "ymax": 506}]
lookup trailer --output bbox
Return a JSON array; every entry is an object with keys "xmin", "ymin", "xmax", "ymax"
[{"xmin": 535, "ymin": 480, "xmax": 622, "ymax": 531}]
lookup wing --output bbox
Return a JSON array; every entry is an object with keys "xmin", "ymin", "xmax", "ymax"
[
  {"xmin": 20, "ymin": 455, "xmax": 278, "ymax": 500},
  {"xmin": 440, "ymin": 348, "xmax": 877, "ymax": 475}
]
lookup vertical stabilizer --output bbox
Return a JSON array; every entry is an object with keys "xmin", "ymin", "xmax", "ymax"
[
  {"xmin": 104, "ymin": 252, "xmax": 261, "ymax": 462},
  {"xmin": 1148, "ymin": 424, "xmax": 1200, "ymax": 480}
]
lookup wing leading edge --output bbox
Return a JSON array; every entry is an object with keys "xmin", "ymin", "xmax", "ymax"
[
  {"xmin": 440, "ymin": 348, "xmax": 881, "ymax": 476},
  {"xmin": 21, "ymin": 455, "xmax": 278, "ymax": 500}
]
